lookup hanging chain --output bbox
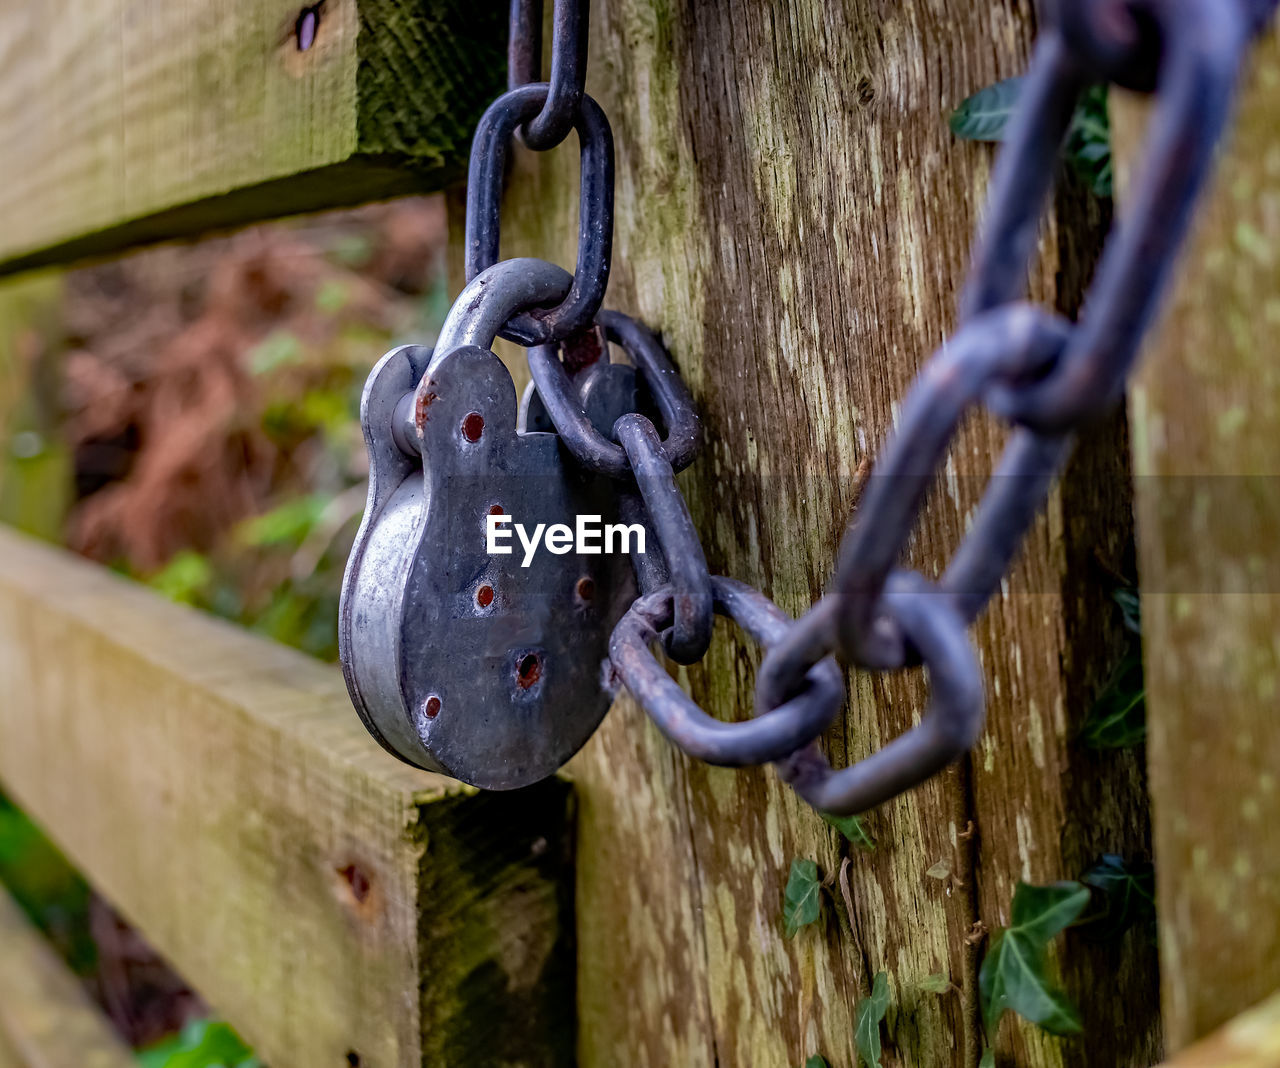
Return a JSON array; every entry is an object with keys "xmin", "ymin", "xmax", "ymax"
[{"xmin": 460, "ymin": 0, "xmax": 1275, "ymax": 815}]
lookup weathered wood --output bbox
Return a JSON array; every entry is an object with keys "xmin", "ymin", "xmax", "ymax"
[
  {"xmin": 1158, "ymin": 990, "xmax": 1280, "ymax": 1067},
  {"xmin": 0, "ymin": 886, "xmax": 136, "ymax": 1068},
  {"xmin": 1119, "ymin": 23, "xmax": 1280, "ymax": 1054},
  {"xmin": 475, "ymin": 2, "xmax": 1155, "ymax": 1065},
  {"xmin": 0, "ymin": 526, "xmax": 574, "ymax": 1068},
  {"xmin": 0, "ymin": 272, "xmax": 71, "ymax": 539},
  {"xmin": 0, "ymin": 0, "xmax": 505, "ymax": 275}
]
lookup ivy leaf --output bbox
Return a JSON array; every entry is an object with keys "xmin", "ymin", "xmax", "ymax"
[
  {"xmin": 1080, "ymin": 855, "xmax": 1156, "ymax": 938},
  {"xmin": 980, "ymin": 1051, "xmax": 996, "ymax": 1068},
  {"xmin": 822, "ymin": 811, "xmax": 875, "ymax": 850},
  {"xmin": 1065, "ymin": 83, "xmax": 1113, "ymax": 197},
  {"xmin": 783, "ymin": 859, "xmax": 822, "ymax": 938},
  {"xmin": 919, "ymin": 972, "xmax": 952, "ymax": 994},
  {"xmin": 137, "ymin": 1020, "xmax": 260, "ymax": 1068},
  {"xmin": 950, "ymin": 77, "xmax": 1024, "ymax": 142},
  {"xmin": 979, "ymin": 882, "xmax": 1090, "ymax": 1038},
  {"xmin": 803, "ymin": 1058, "xmax": 829, "ymax": 1068},
  {"xmin": 1113, "ymin": 587, "xmax": 1142, "ymax": 635},
  {"xmin": 855, "ymin": 971, "xmax": 892, "ymax": 1068},
  {"xmin": 1081, "ymin": 651, "xmax": 1146, "ymax": 749},
  {"xmin": 951, "ymin": 79, "xmax": 1112, "ymax": 198}
]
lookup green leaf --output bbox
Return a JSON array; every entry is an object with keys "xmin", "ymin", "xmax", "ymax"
[
  {"xmin": 950, "ymin": 77, "xmax": 1024, "ymax": 142},
  {"xmin": 247, "ymin": 330, "xmax": 303, "ymax": 376},
  {"xmin": 236, "ymin": 495, "xmax": 330, "ymax": 549},
  {"xmin": 979, "ymin": 881, "xmax": 1089, "ymax": 1038},
  {"xmin": 919, "ymin": 972, "xmax": 952, "ymax": 994},
  {"xmin": 822, "ymin": 811, "xmax": 875, "ymax": 850},
  {"xmin": 329, "ymin": 233, "xmax": 374, "ymax": 269},
  {"xmin": 778, "ymin": 855, "xmax": 819, "ymax": 932},
  {"xmin": 315, "ymin": 279, "xmax": 350, "ymax": 314},
  {"xmin": 951, "ymin": 78, "xmax": 1113, "ymax": 198},
  {"xmin": 1079, "ymin": 854, "xmax": 1156, "ymax": 938},
  {"xmin": 1113, "ymin": 587, "xmax": 1142, "ymax": 634},
  {"xmin": 783, "ymin": 859, "xmax": 822, "ymax": 937},
  {"xmin": 855, "ymin": 971, "xmax": 892, "ymax": 1068},
  {"xmin": 137, "ymin": 1020, "xmax": 260, "ymax": 1068},
  {"xmin": 803, "ymin": 1058, "xmax": 829, "ymax": 1068},
  {"xmin": 1065, "ymin": 83, "xmax": 1113, "ymax": 197},
  {"xmin": 1081, "ymin": 651, "xmax": 1146, "ymax": 749},
  {"xmin": 980, "ymin": 1051, "xmax": 996, "ymax": 1068},
  {"xmin": 147, "ymin": 551, "xmax": 213, "ymax": 606}
]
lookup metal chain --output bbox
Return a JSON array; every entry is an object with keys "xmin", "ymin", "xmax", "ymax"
[
  {"xmin": 594, "ymin": 0, "xmax": 1273, "ymax": 817},
  {"xmin": 448, "ymin": 0, "xmax": 1275, "ymax": 815}
]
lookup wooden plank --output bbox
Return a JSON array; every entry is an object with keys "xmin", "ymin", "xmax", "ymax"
[
  {"xmin": 0, "ymin": 0, "xmax": 506, "ymax": 275},
  {"xmin": 477, "ymin": 2, "xmax": 1154, "ymax": 1065},
  {"xmin": 1159, "ymin": 990, "xmax": 1280, "ymax": 1067},
  {"xmin": 1119, "ymin": 23, "xmax": 1280, "ymax": 1053},
  {"xmin": 0, "ymin": 526, "xmax": 574, "ymax": 1068},
  {"xmin": 0, "ymin": 886, "xmax": 136, "ymax": 1068}
]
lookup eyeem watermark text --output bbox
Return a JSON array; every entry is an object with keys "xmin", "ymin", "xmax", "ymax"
[{"xmin": 487, "ymin": 514, "xmax": 645, "ymax": 567}]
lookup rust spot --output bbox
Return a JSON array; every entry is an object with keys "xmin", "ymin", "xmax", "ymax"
[
  {"xmin": 424, "ymin": 695, "xmax": 441, "ymax": 718},
  {"xmin": 562, "ymin": 324, "xmax": 607, "ymax": 373},
  {"xmin": 337, "ymin": 864, "xmax": 372, "ymax": 905},
  {"xmin": 415, "ymin": 389, "xmax": 440, "ymax": 427},
  {"xmin": 476, "ymin": 584, "xmax": 495, "ymax": 608},
  {"xmin": 516, "ymin": 652, "xmax": 542, "ymax": 689},
  {"xmin": 461, "ymin": 411, "xmax": 485, "ymax": 442},
  {"xmin": 488, "ymin": 504, "xmax": 504, "ymax": 516},
  {"xmin": 576, "ymin": 576, "xmax": 596, "ymax": 602}
]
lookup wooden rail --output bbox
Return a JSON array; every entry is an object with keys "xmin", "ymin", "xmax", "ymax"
[
  {"xmin": 0, "ymin": 527, "xmax": 574, "ymax": 1068},
  {"xmin": 0, "ymin": 0, "xmax": 504, "ymax": 275},
  {"xmin": 0, "ymin": 887, "xmax": 135, "ymax": 1068}
]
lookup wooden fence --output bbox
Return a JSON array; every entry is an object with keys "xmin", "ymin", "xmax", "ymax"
[{"xmin": 0, "ymin": 1, "xmax": 1276, "ymax": 1066}]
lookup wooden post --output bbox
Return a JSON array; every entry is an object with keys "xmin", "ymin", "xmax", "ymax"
[
  {"xmin": 1119, "ymin": 23, "xmax": 1280, "ymax": 1053},
  {"xmin": 474, "ymin": 2, "xmax": 1157, "ymax": 1064},
  {"xmin": 1156, "ymin": 990, "xmax": 1280, "ymax": 1067}
]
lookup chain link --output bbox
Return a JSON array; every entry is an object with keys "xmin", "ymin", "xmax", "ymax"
[{"xmin": 440, "ymin": 0, "xmax": 1274, "ymax": 814}]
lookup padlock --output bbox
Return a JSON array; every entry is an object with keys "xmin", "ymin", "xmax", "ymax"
[{"xmin": 339, "ymin": 259, "xmax": 637, "ymax": 789}]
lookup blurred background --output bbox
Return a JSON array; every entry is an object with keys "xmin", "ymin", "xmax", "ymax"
[{"xmin": 0, "ymin": 195, "xmax": 450, "ymax": 1066}]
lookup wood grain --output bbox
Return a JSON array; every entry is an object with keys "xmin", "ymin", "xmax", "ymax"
[
  {"xmin": 0, "ymin": 887, "xmax": 136, "ymax": 1068},
  {"xmin": 1120, "ymin": 23, "xmax": 1280, "ymax": 1053},
  {"xmin": 470, "ymin": 1, "xmax": 1157, "ymax": 1064},
  {"xmin": 1157, "ymin": 990, "xmax": 1280, "ymax": 1067},
  {"xmin": 0, "ymin": 0, "xmax": 505, "ymax": 275},
  {"xmin": 0, "ymin": 526, "xmax": 574, "ymax": 1068}
]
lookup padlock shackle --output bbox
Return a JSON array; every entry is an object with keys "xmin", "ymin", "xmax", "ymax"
[{"xmin": 430, "ymin": 258, "xmax": 573, "ymax": 372}]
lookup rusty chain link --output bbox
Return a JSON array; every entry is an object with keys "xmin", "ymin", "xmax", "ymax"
[{"xmin": 446, "ymin": 0, "xmax": 1275, "ymax": 812}]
